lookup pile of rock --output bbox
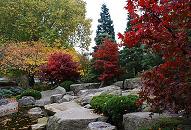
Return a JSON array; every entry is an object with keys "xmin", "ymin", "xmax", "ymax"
[
  {"xmin": 76, "ymin": 85, "xmax": 122, "ymax": 105},
  {"xmin": 35, "ymin": 86, "xmax": 68, "ymax": 106}
]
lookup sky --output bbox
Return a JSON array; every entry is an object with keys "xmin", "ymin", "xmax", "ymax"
[{"xmin": 83, "ymin": 0, "xmax": 127, "ymax": 52}]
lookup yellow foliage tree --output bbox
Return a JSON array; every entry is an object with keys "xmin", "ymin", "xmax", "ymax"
[{"xmin": 0, "ymin": 41, "xmax": 80, "ymax": 86}]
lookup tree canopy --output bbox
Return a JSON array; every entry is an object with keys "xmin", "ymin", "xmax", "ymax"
[
  {"xmin": 119, "ymin": 0, "xmax": 191, "ymax": 113},
  {"xmin": 0, "ymin": 0, "xmax": 91, "ymax": 49}
]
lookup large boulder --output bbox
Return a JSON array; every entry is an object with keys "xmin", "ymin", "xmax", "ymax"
[
  {"xmin": 114, "ymin": 78, "xmax": 142, "ymax": 90},
  {"xmin": 46, "ymin": 102, "xmax": 107, "ymax": 130},
  {"xmin": 77, "ymin": 85, "xmax": 122, "ymax": 105},
  {"xmin": 88, "ymin": 122, "xmax": 116, "ymax": 130},
  {"xmin": 0, "ymin": 101, "xmax": 18, "ymax": 117},
  {"xmin": 18, "ymin": 96, "xmax": 35, "ymax": 106},
  {"xmin": 31, "ymin": 117, "xmax": 48, "ymax": 130},
  {"xmin": 35, "ymin": 86, "xmax": 66, "ymax": 106},
  {"xmin": 70, "ymin": 83, "xmax": 100, "ymax": 94},
  {"xmin": 123, "ymin": 112, "xmax": 169, "ymax": 130},
  {"xmin": 28, "ymin": 107, "xmax": 44, "ymax": 118},
  {"xmin": 50, "ymin": 94, "xmax": 63, "ymax": 103},
  {"xmin": 58, "ymin": 94, "xmax": 75, "ymax": 103}
]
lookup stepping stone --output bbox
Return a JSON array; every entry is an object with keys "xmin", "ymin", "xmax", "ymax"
[{"xmin": 46, "ymin": 102, "xmax": 107, "ymax": 130}]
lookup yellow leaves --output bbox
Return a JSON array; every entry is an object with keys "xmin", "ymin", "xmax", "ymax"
[{"xmin": 0, "ymin": 41, "xmax": 80, "ymax": 74}]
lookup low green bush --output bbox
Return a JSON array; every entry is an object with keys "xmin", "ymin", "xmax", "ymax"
[
  {"xmin": 9, "ymin": 87, "xmax": 24, "ymax": 96},
  {"xmin": 90, "ymin": 94, "xmax": 140, "ymax": 127},
  {"xmin": 60, "ymin": 81, "xmax": 74, "ymax": 92},
  {"xmin": 17, "ymin": 89, "xmax": 41, "ymax": 100},
  {"xmin": 0, "ymin": 89, "xmax": 14, "ymax": 98},
  {"xmin": 103, "ymin": 95, "xmax": 140, "ymax": 123},
  {"xmin": 90, "ymin": 94, "xmax": 114, "ymax": 112},
  {"xmin": 0, "ymin": 87, "xmax": 24, "ymax": 98}
]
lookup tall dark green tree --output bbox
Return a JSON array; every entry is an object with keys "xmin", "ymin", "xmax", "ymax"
[
  {"xmin": 91, "ymin": 4, "xmax": 116, "ymax": 82},
  {"xmin": 94, "ymin": 4, "xmax": 115, "ymax": 46},
  {"xmin": 125, "ymin": 14, "xmax": 133, "ymax": 32},
  {"xmin": 119, "ymin": 14, "xmax": 163, "ymax": 79}
]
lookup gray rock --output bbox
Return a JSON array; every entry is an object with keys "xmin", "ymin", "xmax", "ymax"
[
  {"xmin": 31, "ymin": 117, "xmax": 48, "ymax": 130},
  {"xmin": 123, "ymin": 112, "xmax": 169, "ymax": 130},
  {"xmin": 31, "ymin": 124, "xmax": 46, "ymax": 130},
  {"xmin": 18, "ymin": 96, "xmax": 35, "ymax": 106},
  {"xmin": 46, "ymin": 102, "xmax": 107, "ymax": 130},
  {"xmin": 84, "ymin": 104, "xmax": 91, "ymax": 109},
  {"xmin": 88, "ymin": 122, "xmax": 116, "ymax": 130},
  {"xmin": 58, "ymin": 97, "xmax": 68, "ymax": 103},
  {"xmin": 63, "ymin": 94, "xmax": 74, "ymax": 101},
  {"xmin": 114, "ymin": 78, "xmax": 142, "ymax": 90},
  {"xmin": 122, "ymin": 88, "xmax": 140, "ymax": 96},
  {"xmin": 66, "ymin": 91, "xmax": 75, "ymax": 96},
  {"xmin": 35, "ymin": 98, "xmax": 51, "ymax": 107},
  {"xmin": 28, "ymin": 107, "xmax": 44, "ymax": 118},
  {"xmin": 70, "ymin": 83, "xmax": 100, "ymax": 94},
  {"xmin": 35, "ymin": 87, "xmax": 66, "ymax": 106},
  {"xmin": 50, "ymin": 94, "xmax": 63, "ymax": 103},
  {"xmin": 0, "ymin": 98, "xmax": 9, "ymax": 106},
  {"xmin": 0, "ymin": 101, "xmax": 18, "ymax": 117},
  {"xmin": 77, "ymin": 85, "xmax": 122, "ymax": 105}
]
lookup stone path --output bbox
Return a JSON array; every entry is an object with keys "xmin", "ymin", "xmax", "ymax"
[{"xmin": 45, "ymin": 102, "xmax": 107, "ymax": 130}]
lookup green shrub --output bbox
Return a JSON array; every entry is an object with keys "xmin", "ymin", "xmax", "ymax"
[
  {"xmin": 60, "ymin": 81, "xmax": 74, "ymax": 92},
  {"xmin": 103, "ymin": 95, "xmax": 139, "ymax": 123},
  {"xmin": 90, "ymin": 95, "xmax": 140, "ymax": 127},
  {"xmin": 0, "ymin": 89, "xmax": 14, "ymax": 98},
  {"xmin": 9, "ymin": 87, "xmax": 24, "ymax": 96},
  {"xmin": 17, "ymin": 89, "xmax": 41, "ymax": 100},
  {"xmin": 33, "ymin": 83, "xmax": 51, "ymax": 91},
  {"xmin": 80, "ymin": 73, "xmax": 98, "ymax": 83},
  {"xmin": 90, "ymin": 94, "xmax": 114, "ymax": 112}
]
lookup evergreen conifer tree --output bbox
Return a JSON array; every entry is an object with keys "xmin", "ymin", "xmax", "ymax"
[
  {"xmin": 94, "ymin": 4, "xmax": 115, "ymax": 46},
  {"xmin": 92, "ymin": 4, "xmax": 116, "ymax": 82}
]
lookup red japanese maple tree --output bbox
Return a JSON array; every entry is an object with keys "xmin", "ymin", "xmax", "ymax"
[
  {"xmin": 93, "ymin": 39, "xmax": 120, "ymax": 84},
  {"xmin": 119, "ymin": 0, "xmax": 191, "ymax": 113},
  {"xmin": 39, "ymin": 52, "xmax": 80, "ymax": 85}
]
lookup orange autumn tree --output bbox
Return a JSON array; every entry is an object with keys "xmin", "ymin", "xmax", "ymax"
[{"xmin": 0, "ymin": 41, "xmax": 81, "ymax": 87}]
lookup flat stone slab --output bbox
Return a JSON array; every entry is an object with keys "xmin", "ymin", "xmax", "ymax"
[
  {"xmin": 0, "ymin": 101, "xmax": 18, "ymax": 117},
  {"xmin": 46, "ymin": 102, "xmax": 106, "ymax": 130},
  {"xmin": 70, "ymin": 83, "xmax": 100, "ymax": 94}
]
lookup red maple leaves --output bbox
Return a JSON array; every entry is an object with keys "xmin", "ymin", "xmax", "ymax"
[
  {"xmin": 93, "ymin": 39, "xmax": 120, "ymax": 82},
  {"xmin": 39, "ymin": 53, "xmax": 80, "ymax": 84},
  {"xmin": 120, "ymin": 0, "xmax": 191, "ymax": 113}
]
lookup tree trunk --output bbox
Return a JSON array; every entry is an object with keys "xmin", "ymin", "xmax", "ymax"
[
  {"xmin": 28, "ymin": 74, "xmax": 35, "ymax": 87},
  {"xmin": 100, "ymin": 81, "xmax": 105, "ymax": 88}
]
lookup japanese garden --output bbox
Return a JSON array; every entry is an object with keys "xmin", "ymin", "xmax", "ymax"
[{"xmin": 0, "ymin": 0, "xmax": 190, "ymax": 130}]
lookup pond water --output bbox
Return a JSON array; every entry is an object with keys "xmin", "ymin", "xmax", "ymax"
[{"xmin": 0, "ymin": 107, "xmax": 38, "ymax": 130}]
